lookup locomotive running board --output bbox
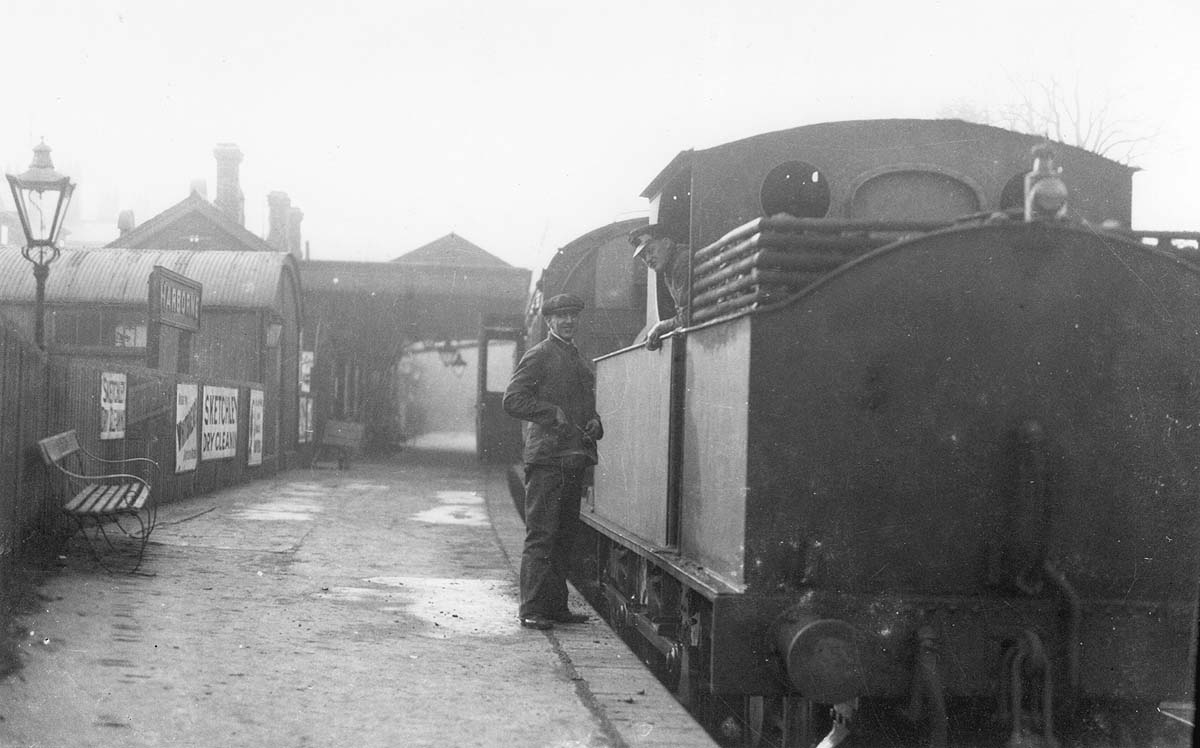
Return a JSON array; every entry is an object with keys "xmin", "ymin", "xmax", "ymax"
[
  {"xmin": 581, "ymin": 511, "xmax": 744, "ymax": 599},
  {"xmin": 583, "ymin": 510, "xmax": 792, "ymax": 694}
]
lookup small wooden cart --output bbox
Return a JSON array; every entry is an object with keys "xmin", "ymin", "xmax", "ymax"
[{"xmin": 311, "ymin": 420, "xmax": 364, "ymax": 470}]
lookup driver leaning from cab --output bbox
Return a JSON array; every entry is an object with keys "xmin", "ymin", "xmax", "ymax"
[{"xmin": 629, "ymin": 223, "xmax": 689, "ymax": 351}]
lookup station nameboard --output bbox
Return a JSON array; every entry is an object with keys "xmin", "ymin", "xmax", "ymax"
[{"xmin": 149, "ymin": 266, "xmax": 202, "ymax": 332}]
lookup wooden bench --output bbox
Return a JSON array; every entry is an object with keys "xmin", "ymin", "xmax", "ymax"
[
  {"xmin": 311, "ymin": 419, "xmax": 364, "ymax": 470},
  {"xmin": 38, "ymin": 430, "xmax": 159, "ymax": 573}
]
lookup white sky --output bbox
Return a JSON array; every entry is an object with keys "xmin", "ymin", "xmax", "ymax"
[{"xmin": 3, "ymin": 0, "xmax": 1197, "ymax": 271}]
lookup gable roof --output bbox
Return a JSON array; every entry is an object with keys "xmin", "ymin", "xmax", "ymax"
[
  {"xmin": 391, "ymin": 232, "xmax": 512, "ymax": 267},
  {"xmin": 105, "ymin": 192, "xmax": 276, "ymax": 253}
]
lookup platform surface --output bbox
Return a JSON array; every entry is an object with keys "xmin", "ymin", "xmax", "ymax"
[{"xmin": 0, "ymin": 432, "xmax": 715, "ymax": 748}]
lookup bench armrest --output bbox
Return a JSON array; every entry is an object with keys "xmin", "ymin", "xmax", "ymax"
[
  {"xmin": 77, "ymin": 443, "xmax": 159, "ymax": 470},
  {"xmin": 74, "ymin": 444, "xmax": 161, "ymax": 484},
  {"xmin": 52, "ymin": 464, "xmax": 151, "ymax": 486}
]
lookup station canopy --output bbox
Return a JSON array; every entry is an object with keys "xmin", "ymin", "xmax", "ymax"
[{"xmin": 299, "ymin": 233, "xmax": 530, "ymax": 347}]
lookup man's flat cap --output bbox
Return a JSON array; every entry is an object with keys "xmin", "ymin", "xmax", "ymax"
[
  {"xmin": 629, "ymin": 223, "xmax": 675, "ymax": 257},
  {"xmin": 541, "ymin": 293, "xmax": 585, "ymax": 316},
  {"xmin": 628, "ymin": 223, "xmax": 674, "ymax": 246}
]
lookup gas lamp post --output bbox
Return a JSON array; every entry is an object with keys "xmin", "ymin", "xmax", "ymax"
[{"xmin": 6, "ymin": 140, "xmax": 75, "ymax": 349}]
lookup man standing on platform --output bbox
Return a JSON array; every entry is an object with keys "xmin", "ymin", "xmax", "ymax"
[{"xmin": 503, "ymin": 293, "xmax": 603, "ymax": 630}]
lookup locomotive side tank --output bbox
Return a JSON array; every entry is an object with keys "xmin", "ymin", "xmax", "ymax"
[{"xmin": 583, "ymin": 120, "xmax": 1197, "ymax": 746}]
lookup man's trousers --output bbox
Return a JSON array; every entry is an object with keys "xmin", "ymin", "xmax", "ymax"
[{"xmin": 519, "ymin": 460, "xmax": 585, "ymax": 619}]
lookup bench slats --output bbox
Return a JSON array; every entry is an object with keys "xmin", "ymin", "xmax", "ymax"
[
  {"xmin": 96, "ymin": 484, "xmax": 132, "ymax": 514},
  {"xmin": 70, "ymin": 484, "xmax": 116, "ymax": 514},
  {"xmin": 66, "ymin": 483, "xmax": 148, "ymax": 516},
  {"xmin": 65, "ymin": 484, "xmax": 109, "ymax": 514},
  {"xmin": 115, "ymin": 484, "xmax": 149, "ymax": 512}
]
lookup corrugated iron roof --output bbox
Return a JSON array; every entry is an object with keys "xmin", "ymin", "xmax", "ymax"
[{"xmin": 0, "ymin": 247, "xmax": 296, "ymax": 309}]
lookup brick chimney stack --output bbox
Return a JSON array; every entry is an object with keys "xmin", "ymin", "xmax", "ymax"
[
  {"xmin": 117, "ymin": 210, "xmax": 136, "ymax": 236},
  {"xmin": 213, "ymin": 143, "xmax": 244, "ymax": 226},
  {"xmin": 267, "ymin": 191, "xmax": 291, "ymax": 251},
  {"xmin": 287, "ymin": 206, "xmax": 304, "ymax": 259}
]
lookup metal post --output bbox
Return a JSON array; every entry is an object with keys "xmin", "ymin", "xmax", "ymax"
[{"xmin": 33, "ymin": 262, "xmax": 49, "ymax": 349}]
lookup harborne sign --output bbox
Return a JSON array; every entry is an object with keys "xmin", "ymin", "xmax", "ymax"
[{"xmin": 149, "ymin": 266, "xmax": 202, "ymax": 332}]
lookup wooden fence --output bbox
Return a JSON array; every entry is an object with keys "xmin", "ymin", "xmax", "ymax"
[
  {"xmin": 2, "ymin": 313, "xmax": 278, "ymax": 583},
  {"xmin": 0, "ymin": 322, "xmax": 50, "ymax": 562}
]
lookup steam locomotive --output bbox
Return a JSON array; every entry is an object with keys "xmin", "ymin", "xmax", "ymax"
[{"xmin": 524, "ymin": 120, "xmax": 1199, "ymax": 747}]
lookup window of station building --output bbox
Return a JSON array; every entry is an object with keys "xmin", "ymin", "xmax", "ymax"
[
  {"xmin": 761, "ymin": 161, "xmax": 831, "ymax": 218},
  {"xmin": 53, "ymin": 309, "xmax": 147, "ymax": 348}
]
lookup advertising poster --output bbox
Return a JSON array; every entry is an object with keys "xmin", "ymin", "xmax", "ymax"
[
  {"xmin": 298, "ymin": 351, "xmax": 313, "ymax": 444},
  {"xmin": 248, "ymin": 388, "xmax": 264, "ymax": 466},
  {"xmin": 202, "ymin": 386, "xmax": 239, "ymax": 461},
  {"xmin": 100, "ymin": 372, "xmax": 127, "ymax": 440},
  {"xmin": 175, "ymin": 382, "xmax": 199, "ymax": 473},
  {"xmin": 300, "ymin": 351, "xmax": 313, "ymax": 394},
  {"xmin": 299, "ymin": 396, "xmax": 313, "ymax": 442}
]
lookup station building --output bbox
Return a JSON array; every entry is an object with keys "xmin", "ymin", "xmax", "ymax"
[
  {"xmin": 0, "ymin": 142, "xmax": 532, "ymax": 475},
  {"xmin": 0, "ymin": 247, "xmax": 302, "ymax": 467}
]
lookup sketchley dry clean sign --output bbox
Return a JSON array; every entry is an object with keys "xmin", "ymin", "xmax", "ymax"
[{"xmin": 201, "ymin": 386, "xmax": 239, "ymax": 460}]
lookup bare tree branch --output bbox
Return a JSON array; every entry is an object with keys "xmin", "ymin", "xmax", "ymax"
[{"xmin": 952, "ymin": 75, "xmax": 1152, "ymax": 165}]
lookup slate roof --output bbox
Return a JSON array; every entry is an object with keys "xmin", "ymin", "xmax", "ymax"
[
  {"xmin": 104, "ymin": 192, "xmax": 276, "ymax": 253},
  {"xmin": 391, "ymin": 232, "xmax": 512, "ymax": 267}
]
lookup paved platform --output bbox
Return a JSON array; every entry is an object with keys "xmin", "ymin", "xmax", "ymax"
[{"xmin": 0, "ymin": 433, "xmax": 716, "ymax": 748}]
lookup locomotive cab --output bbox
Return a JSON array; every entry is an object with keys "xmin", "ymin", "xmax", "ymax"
[{"xmin": 638, "ymin": 155, "xmax": 693, "ymax": 333}]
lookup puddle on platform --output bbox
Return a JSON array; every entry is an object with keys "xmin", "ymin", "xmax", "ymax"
[
  {"xmin": 321, "ymin": 576, "xmax": 517, "ymax": 636},
  {"xmin": 278, "ymin": 482, "xmax": 327, "ymax": 495},
  {"xmin": 342, "ymin": 482, "xmax": 389, "ymax": 492},
  {"xmin": 411, "ymin": 490, "xmax": 488, "ymax": 527},
  {"xmin": 233, "ymin": 500, "xmax": 322, "ymax": 521},
  {"xmin": 437, "ymin": 490, "xmax": 482, "ymax": 504}
]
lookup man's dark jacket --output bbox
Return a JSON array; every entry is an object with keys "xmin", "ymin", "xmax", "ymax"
[
  {"xmin": 503, "ymin": 333, "xmax": 602, "ymax": 466},
  {"xmin": 660, "ymin": 245, "xmax": 690, "ymax": 330}
]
